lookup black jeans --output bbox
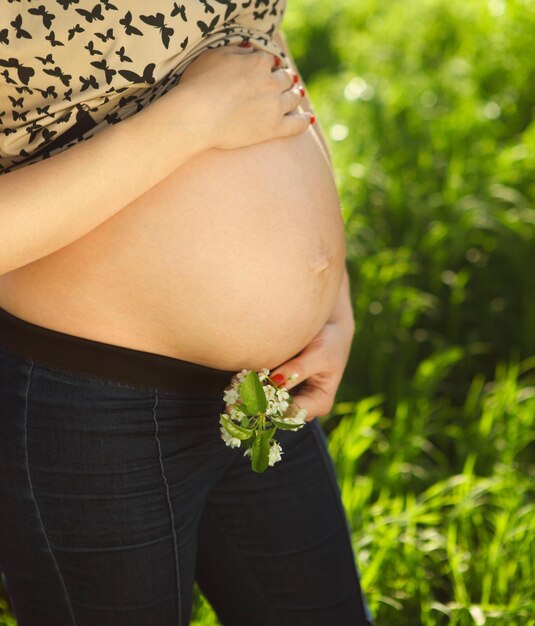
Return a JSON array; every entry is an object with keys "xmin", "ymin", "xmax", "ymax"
[{"xmin": 0, "ymin": 307, "xmax": 375, "ymax": 626}]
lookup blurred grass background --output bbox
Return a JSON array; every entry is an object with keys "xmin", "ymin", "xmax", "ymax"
[{"xmin": 2, "ymin": 0, "xmax": 534, "ymax": 624}]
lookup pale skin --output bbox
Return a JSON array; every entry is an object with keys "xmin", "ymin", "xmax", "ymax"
[
  {"xmin": 3, "ymin": 29, "xmax": 353, "ymax": 419},
  {"xmin": 269, "ymin": 31, "xmax": 356, "ymax": 421}
]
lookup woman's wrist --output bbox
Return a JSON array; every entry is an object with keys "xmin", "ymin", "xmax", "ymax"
[{"xmin": 132, "ymin": 82, "xmax": 214, "ymax": 159}]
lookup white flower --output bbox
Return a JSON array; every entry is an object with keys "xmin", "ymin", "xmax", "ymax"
[
  {"xmin": 258, "ymin": 368, "xmax": 270, "ymax": 382},
  {"xmin": 280, "ymin": 416, "xmax": 306, "ymax": 428},
  {"xmin": 229, "ymin": 406, "xmax": 247, "ymax": 421},
  {"xmin": 235, "ymin": 368, "xmax": 249, "ymax": 382},
  {"xmin": 278, "ymin": 400, "xmax": 289, "ymax": 413},
  {"xmin": 220, "ymin": 426, "xmax": 242, "ymax": 448},
  {"xmin": 295, "ymin": 407, "xmax": 308, "ymax": 421},
  {"xmin": 264, "ymin": 385, "xmax": 276, "ymax": 401},
  {"xmin": 266, "ymin": 402, "xmax": 275, "ymax": 416},
  {"xmin": 224, "ymin": 388, "xmax": 239, "ymax": 405},
  {"xmin": 268, "ymin": 440, "xmax": 283, "ymax": 466},
  {"xmin": 276, "ymin": 388, "xmax": 290, "ymax": 401}
]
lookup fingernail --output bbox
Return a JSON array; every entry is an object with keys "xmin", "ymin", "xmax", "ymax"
[
  {"xmin": 298, "ymin": 85, "xmax": 305, "ymax": 97},
  {"xmin": 274, "ymin": 55, "xmax": 281, "ymax": 67},
  {"xmin": 239, "ymin": 41, "xmax": 252, "ymax": 48},
  {"xmin": 270, "ymin": 373, "xmax": 286, "ymax": 386},
  {"xmin": 309, "ymin": 114, "xmax": 316, "ymax": 125},
  {"xmin": 293, "ymin": 73, "xmax": 299, "ymax": 83}
]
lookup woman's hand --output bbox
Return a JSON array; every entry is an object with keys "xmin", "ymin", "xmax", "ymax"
[
  {"xmin": 268, "ymin": 318, "xmax": 355, "ymax": 422},
  {"xmin": 178, "ymin": 43, "xmax": 313, "ymax": 151}
]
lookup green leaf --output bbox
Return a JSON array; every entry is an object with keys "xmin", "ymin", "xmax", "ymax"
[
  {"xmin": 264, "ymin": 427, "xmax": 277, "ymax": 441},
  {"xmin": 251, "ymin": 432, "xmax": 270, "ymax": 473},
  {"xmin": 270, "ymin": 417, "xmax": 304, "ymax": 430},
  {"xmin": 242, "ymin": 435, "xmax": 255, "ymax": 449},
  {"xmin": 235, "ymin": 401, "xmax": 252, "ymax": 417},
  {"xmin": 239, "ymin": 371, "xmax": 267, "ymax": 415},
  {"xmin": 220, "ymin": 415, "xmax": 255, "ymax": 440}
]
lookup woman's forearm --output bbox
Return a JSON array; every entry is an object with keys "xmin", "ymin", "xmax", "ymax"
[{"xmin": 0, "ymin": 84, "xmax": 208, "ymax": 276}]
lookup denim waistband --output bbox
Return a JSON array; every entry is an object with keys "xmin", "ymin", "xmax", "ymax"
[{"xmin": 0, "ymin": 307, "xmax": 237, "ymax": 397}]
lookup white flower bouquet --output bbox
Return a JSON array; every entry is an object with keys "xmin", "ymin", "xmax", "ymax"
[{"xmin": 220, "ymin": 368, "xmax": 308, "ymax": 473}]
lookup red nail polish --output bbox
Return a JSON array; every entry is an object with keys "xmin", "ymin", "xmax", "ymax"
[
  {"xmin": 239, "ymin": 41, "xmax": 252, "ymax": 48},
  {"xmin": 270, "ymin": 373, "xmax": 286, "ymax": 386},
  {"xmin": 274, "ymin": 56, "xmax": 281, "ymax": 67},
  {"xmin": 310, "ymin": 114, "xmax": 316, "ymax": 124},
  {"xmin": 293, "ymin": 73, "xmax": 299, "ymax": 83},
  {"xmin": 299, "ymin": 86, "xmax": 305, "ymax": 96}
]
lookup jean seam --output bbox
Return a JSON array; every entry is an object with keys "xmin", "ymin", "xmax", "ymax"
[
  {"xmin": 152, "ymin": 392, "xmax": 182, "ymax": 626},
  {"xmin": 309, "ymin": 420, "xmax": 375, "ymax": 626},
  {"xmin": 24, "ymin": 360, "xmax": 78, "ymax": 626}
]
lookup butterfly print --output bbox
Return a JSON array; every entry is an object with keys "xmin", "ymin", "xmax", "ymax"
[
  {"xmin": 0, "ymin": 58, "xmax": 35, "ymax": 85},
  {"xmin": 100, "ymin": 0, "xmax": 118, "ymax": 11},
  {"xmin": 119, "ymin": 12, "xmax": 143, "ymax": 36},
  {"xmin": 76, "ymin": 5, "xmax": 104, "ymax": 23},
  {"xmin": 12, "ymin": 109, "xmax": 29, "ymax": 122},
  {"xmin": 8, "ymin": 96, "xmax": 24, "ymax": 108},
  {"xmin": 45, "ymin": 31, "xmax": 65, "ymax": 47},
  {"xmin": 28, "ymin": 5, "xmax": 56, "ymax": 30},
  {"xmin": 43, "ymin": 66, "xmax": 72, "ymax": 87},
  {"xmin": 95, "ymin": 28, "xmax": 115, "ymax": 42},
  {"xmin": 1, "ymin": 70, "xmax": 17, "ymax": 85},
  {"xmin": 199, "ymin": 0, "xmax": 215, "ymax": 14},
  {"xmin": 36, "ymin": 104, "xmax": 56, "ymax": 118},
  {"xmin": 26, "ymin": 120, "xmax": 43, "ymax": 143},
  {"xmin": 36, "ymin": 85, "xmax": 58, "ymax": 99},
  {"xmin": 213, "ymin": 0, "xmax": 238, "ymax": 21},
  {"xmin": 171, "ymin": 4, "xmax": 187, "ymax": 21},
  {"xmin": 35, "ymin": 53, "xmax": 55, "ymax": 65},
  {"xmin": 68, "ymin": 24, "xmax": 85, "ymax": 40},
  {"xmin": 56, "ymin": 0, "xmax": 80, "ymax": 10},
  {"xmin": 115, "ymin": 46, "xmax": 132, "ymax": 63},
  {"xmin": 11, "ymin": 14, "xmax": 32, "ymax": 39},
  {"xmin": 139, "ymin": 14, "xmax": 174, "ymax": 49},
  {"xmin": 79, "ymin": 74, "xmax": 99, "ymax": 91},
  {"xmin": 197, "ymin": 15, "xmax": 219, "ymax": 37},
  {"xmin": 1, "ymin": 0, "xmax": 286, "ymax": 175},
  {"xmin": 85, "ymin": 40, "xmax": 103, "ymax": 55},
  {"xmin": 37, "ymin": 127, "xmax": 58, "ymax": 147},
  {"xmin": 118, "ymin": 63, "xmax": 156, "ymax": 85},
  {"xmin": 90, "ymin": 58, "xmax": 116, "ymax": 84}
]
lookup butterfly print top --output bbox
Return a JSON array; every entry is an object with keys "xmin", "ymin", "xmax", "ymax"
[{"xmin": 0, "ymin": 0, "xmax": 288, "ymax": 175}]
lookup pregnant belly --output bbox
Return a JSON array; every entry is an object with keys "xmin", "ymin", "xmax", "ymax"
[{"xmin": 0, "ymin": 125, "xmax": 347, "ymax": 371}]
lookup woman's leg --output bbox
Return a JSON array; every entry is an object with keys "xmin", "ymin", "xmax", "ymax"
[
  {"xmin": 0, "ymin": 346, "xmax": 235, "ymax": 626},
  {"xmin": 196, "ymin": 416, "xmax": 375, "ymax": 626}
]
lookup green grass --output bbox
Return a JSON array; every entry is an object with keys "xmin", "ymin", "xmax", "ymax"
[{"xmin": 2, "ymin": 0, "xmax": 534, "ymax": 624}]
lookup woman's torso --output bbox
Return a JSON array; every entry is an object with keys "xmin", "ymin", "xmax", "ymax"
[{"xmin": 0, "ymin": 0, "xmax": 346, "ymax": 372}]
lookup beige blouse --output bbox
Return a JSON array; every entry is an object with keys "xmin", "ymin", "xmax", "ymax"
[{"xmin": 0, "ymin": 0, "xmax": 289, "ymax": 175}]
